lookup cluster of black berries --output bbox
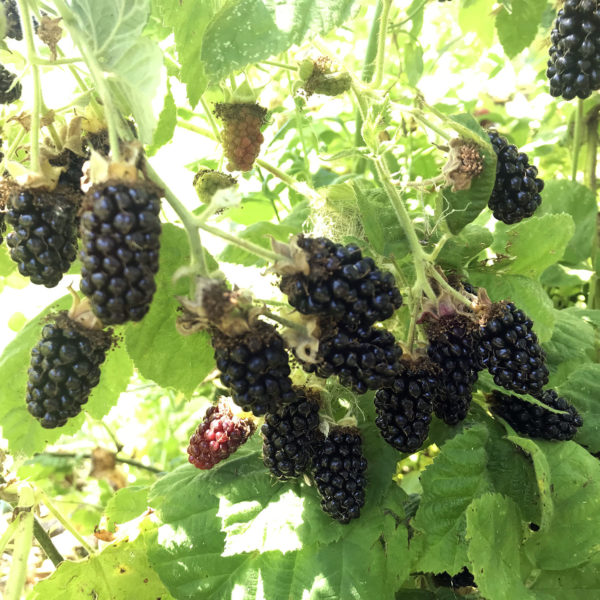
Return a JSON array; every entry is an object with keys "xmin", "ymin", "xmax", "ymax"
[
  {"xmin": 26, "ymin": 313, "xmax": 113, "ymax": 429},
  {"xmin": 489, "ymin": 389, "xmax": 582, "ymax": 441},
  {"xmin": 281, "ymin": 236, "xmax": 402, "ymax": 331},
  {"xmin": 212, "ymin": 322, "xmax": 296, "ymax": 416},
  {"xmin": 261, "ymin": 388, "xmax": 320, "ymax": 479},
  {"xmin": 6, "ymin": 186, "xmax": 78, "ymax": 287},
  {"xmin": 313, "ymin": 426, "xmax": 367, "ymax": 524},
  {"xmin": 547, "ymin": 0, "xmax": 600, "ymax": 100},
  {"xmin": 298, "ymin": 324, "xmax": 403, "ymax": 394},
  {"xmin": 79, "ymin": 181, "xmax": 162, "ymax": 324},
  {"xmin": 187, "ymin": 401, "xmax": 255, "ymax": 469},
  {"xmin": 487, "ymin": 131, "xmax": 544, "ymax": 225},
  {"xmin": 214, "ymin": 103, "xmax": 267, "ymax": 172},
  {"xmin": 2, "ymin": 0, "xmax": 22, "ymax": 40},
  {"xmin": 0, "ymin": 64, "xmax": 21, "ymax": 104}
]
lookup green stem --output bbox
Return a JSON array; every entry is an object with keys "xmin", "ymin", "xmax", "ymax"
[
  {"xmin": 54, "ymin": 0, "xmax": 121, "ymax": 161},
  {"xmin": 145, "ymin": 163, "xmax": 209, "ymax": 284},
  {"xmin": 404, "ymin": 174, "xmax": 446, "ymax": 189},
  {"xmin": 18, "ymin": 0, "xmax": 41, "ymax": 173},
  {"xmin": 255, "ymin": 158, "xmax": 322, "ymax": 203},
  {"xmin": 2, "ymin": 127, "xmax": 27, "ymax": 168},
  {"xmin": 416, "ymin": 98, "xmax": 480, "ymax": 144},
  {"xmin": 5, "ymin": 486, "xmax": 34, "ymax": 600},
  {"xmin": 572, "ymin": 98, "xmax": 585, "ymax": 181},
  {"xmin": 99, "ymin": 420, "xmax": 123, "ymax": 453},
  {"xmin": 428, "ymin": 267, "xmax": 471, "ymax": 307},
  {"xmin": 33, "ymin": 517, "xmax": 64, "ymax": 567},
  {"xmin": 32, "ymin": 56, "xmax": 84, "ymax": 65},
  {"xmin": 45, "ymin": 121, "xmax": 63, "ymax": 152},
  {"xmin": 200, "ymin": 96, "xmax": 222, "ymax": 143},
  {"xmin": 177, "ymin": 119, "xmax": 216, "ymax": 140},
  {"xmin": 293, "ymin": 95, "xmax": 312, "ymax": 178},
  {"xmin": 262, "ymin": 311, "xmax": 306, "ymax": 332},
  {"xmin": 36, "ymin": 488, "xmax": 95, "ymax": 556},
  {"xmin": 372, "ymin": 0, "xmax": 392, "ymax": 88},
  {"xmin": 0, "ymin": 514, "xmax": 20, "ymax": 555},
  {"xmin": 392, "ymin": 0, "xmax": 428, "ymax": 28},
  {"xmin": 39, "ymin": 451, "xmax": 164, "ymax": 474},
  {"xmin": 584, "ymin": 107, "xmax": 598, "ymax": 193},
  {"xmin": 260, "ymin": 59, "xmax": 297, "ymax": 71},
  {"xmin": 429, "ymin": 233, "xmax": 450, "ymax": 261},
  {"xmin": 196, "ymin": 220, "xmax": 284, "ymax": 263},
  {"xmin": 412, "ymin": 111, "xmax": 451, "ymax": 141}
]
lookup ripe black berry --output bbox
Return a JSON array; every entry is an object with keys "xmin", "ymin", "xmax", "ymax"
[
  {"xmin": 280, "ymin": 235, "xmax": 403, "ymax": 330},
  {"xmin": 547, "ymin": 0, "xmax": 600, "ymax": 100},
  {"xmin": 489, "ymin": 389, "xmax": 582, "ymax": 441},
  {"xmin": 214, "ymin": 103, "xmax": 267, "ymax": 172},
  {"xmin": 298, "ymin": 323, "xmax": 403, "ymax": 394},
  {"xmin": 212, "ymin": 322, "xmax": 296, "ymax": 416},
  {"xmin": 312, "ymin": 426, "xmax": 367, "ymax": 524},
  {"xmin": 374, "ymin": 357, "xmax": 440, "ymax": 453},
  {"xmin": 187, "ymin": 401, "xmax": 255, "ymax": 470},
  {"xmin": 0, "ymin": 64, "xmax": 21, "ymax": 103},
  {"xmin": 478, "ymin": 302, "xmax": 549, "ymax": 396},
  {"xmin": 0, "ymin": 211, "xmax": 5, "ymax": 246},
  {"xmin": 26, "ymin": 313, "xmax": 113, "ymax": 428},
  {"xmin": 2, "ymin": 0, "xmax": 22, "ymax": 40},
  {"xmin": 426, "ymin": 315, "xmax": 481, "ymax": 425},
  {"xmin": 79, "ymin": 181, "xmax": 162, "ymax": 324},
  {"xmin": 6, "ymin": 186, "xmax": 78, "ymax": 287},
  {"xmin": 262, "ymin": 387, "xmax": 321, "ymax": 479},
  {"xmin": 487, "ymin": 131, "xmax": 543, "ymax": 224}
]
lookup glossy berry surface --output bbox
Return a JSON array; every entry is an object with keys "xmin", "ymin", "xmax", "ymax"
[
  {"xmin": 546, "ymin": 0, "xmax": 600, "ymax": 99},
  {"xmin": 213, "ymin": 322, "xmax": 296, "ymax": 416},
  {"xmin": 79, "ymin": 181, "xmax": 162, "ymax": 324},
  {"xmin": 26, "ymin": 313, "xmax": 112, "ymax": 428},
  {"xmin": 374, "ymin": 358, "xmax": 440, "ymax": 453},
  {"xmin": 487, "ymin": 131, "xmax": 543, "ymax": 224},
  {"xmin": 312, "ymin": 426, "xmax": 367, "ymax": 524},
  {"xmin": 299, "ymin": 324, "xmax": 403, "ymax": 394},
  {"xmin": 478, "ymin": 302, "xmax": 549, "ymax": 396},
  {"xmin": 2, "ymin": 0, "xmax": 22, "ymax": 40},
  {"xmin": 281, "ymin": 236, "xmax": 402, "ymax": 330},
  {"xmin": 6, "ymin": 187, "xmax": 78, "ymax": 287},
  {"xmin": 489, "ymin": 389, "xmax": 582, "ymax": 441},
  {"xmin": 187, "ymin": 401, "xmax": 255, "ymax": 470},
  {"xmin": 215, "ymin": 103, "xmax": 266, "ymax": 171},
  {"xmin": 262, "ymin": 388, "xmax": 321, "ymax": 479},
  {"xmin": 0, "ymin": 63, "xmax": 21, "ymax": 103},
  {"xmin": 426, "ymin": 315, "xmax": 481, "ymax": 425}
]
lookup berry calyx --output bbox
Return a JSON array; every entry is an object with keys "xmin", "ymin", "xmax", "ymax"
[{"xmin": 187, "ymin": 400, "xmax": 256, "ymax": 470}]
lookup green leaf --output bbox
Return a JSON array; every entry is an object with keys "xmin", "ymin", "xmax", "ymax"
[
  {"xmin": 201, "ymin": 0, "xmax": 357, "ymax": 81},
  {"xmin": 443, "ymin": 115, "xmax": 497, "ymax": 234},
  {"xmin": 469, "ymin": 273, "xmax": 555, "ymax": 342},
  {"xmin": 0, "ymin": 243, "xmax": 16, "ymax": 277},
  {"xmin": 493, "ymin": 214, "xmax": 575, "ymax": 278},
  {"xmin": 543, "ymin": 309, "xmax": 595, "ymax": 368},
  {"xmin": 459, "ymin": 0, "xmax": 495, "ymax": 47},
  {"xmin": 558, "ymin": 363, "xmax": 600, "ymax": 453},
  {"xmin": 105, "ymin": 486, "xmax": 149, "ymax": 531},
  {"xmin": 531, "ymin": 556, "xmax": 600, "ymax": 599},
  {"xmin": 436, "ymin": 224, "xmax": 493, "ymax": 271},
  {"xmin": 412, "ymin": 425, "xmax": 490, "ymax": 573},
  {"xmin": 125, "ymin": 224, "xmax": 216, "ymax": 396},
  {"xmin": 536, "ymin": 180, "xmax": 597, "ymax": 265},
  {"xmin": 404, "ymin": 43, "xmax": 424, "ymax": 87},
  {"xmin": 495, "ymin": 0, "xmax": 546, "ymax": 57},
  {"xmin": 466, "ymin": 494, "xmax": 535, "ymax": 600},
  {"xmin": 147, "ymin": 82, "xmax": 177, "ymax": 156},
  {"xmin": 30, "ymin": 532, "xmax": 173, "ymax": 600}
]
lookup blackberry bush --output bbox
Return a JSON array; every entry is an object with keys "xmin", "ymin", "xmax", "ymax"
[
  {"xmin": 280, "ymin": 235, "xmax": 402, "ymax": 330},
  {"xmin": 214, "ymin": 102, "xmax": 267, "ymax": 171},
  {"xmin": 261, "ymin": 387, "xmax": 321, "ymax": 479},
  {"xmin": 2, "ymin": 0, "xmax": 22, "ymax": 40},
  {"xmin": 547, "ymin": 0, "xmax": 600, "ymax": 100},
  {"xmin": 0, "ymin": 64, "xmax": 21, "ymax": 103},
  {"xmin": 426, "ymin": 315, "xmax": 481, "ymax": 425},
  {"xmin": 26, "ymin": 312, "xmax": 113, "ymax": 428},
  {"xmin": 312, "ymin": 425, "xmax": 367, "ymax": 524},
  {"xmin": 6, "ymin": 186, "xmax": 78, "ymax": 287},
  {"xmin": 187, "ymin": 400, "xmax": 256, "ymax": 470},
  {"xmin": 79, "ymin": 180, "xmax": 162, "ymax": 324},
  {"xmin": 374, "ymin": 357, "xmax": 440, "ymax": 453},
  {"xmin": 212, "ymin": 321, "xmax": 296, "ymax": 416},
  {"xmin": 489, "ymin": 389, "xmax": 583, "ymax": 441},
  {"xmin": 487, "ymin": 130, "xmax": 544, "ymax": 224},
  {"xmin": 298, "ymin": 323, "xmax": 403, "ymax": 394},
  {"xmin": 478, "ymin": 301, "xmax": 549, "ymax": 396}
]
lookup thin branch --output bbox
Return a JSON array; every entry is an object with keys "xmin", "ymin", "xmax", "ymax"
[{"xmin": 33, "ymin": 517, "xmax": 64, "ymax": 567}]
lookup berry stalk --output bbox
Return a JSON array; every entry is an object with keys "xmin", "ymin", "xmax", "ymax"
[
  {"xmin": 572, "ymin": 98, "xmax": 585, "ymax": 181},
  {"xmin": 371, "ymin": 0, "xmax": 393, "ymax": 89}
]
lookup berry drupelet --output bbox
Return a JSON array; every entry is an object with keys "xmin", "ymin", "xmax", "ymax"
[
  {"xmin": 280, "ymin": 235, "xmax": 403, "ymax": 331},
  {"xmin": 489, "ymin": 389, "xmax": 582, "ymax": 441},
  {"xmin": 212, "ymin": 321, "xmax": 296, "ymax": 417},
  {"xmin": 262, "ymin": 387, "xmax": 321, "ymax": 479},
  {"xmin": 487, "ymin": 131, "xmax": 543, "ymax": 224},
  {"xmin": 547, "ymin": 0, "xmax": 600, "ymax": 100},
  {"xmin": 312, "ymin": 426, "xmax": 368, "ymax": 524},
  {"xmin": 374, "ymin": 357, "xmax": 440, "ymax": 453},
  {"xmin": 187, "ymin": 401, "xmax": 255, "ymax": 470},
  {"xmin": 478, "ymin": 302, "xmax": 549, "ymax": 397},
  {"xmin": 6, "ymin": 186, "xmax": 78, "ymax": 287},
  {"xmin": 26, "ymin": 312, "xmax": 113, "ymax": 428},
  {"xmin": 79, "ymin": 181, "xmax": 162, "ymax": 324}
]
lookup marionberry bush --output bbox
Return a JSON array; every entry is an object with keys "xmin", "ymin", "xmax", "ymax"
[{"xmin": 0, "ymin": 2, "xmax": 597, "ymax": 600}]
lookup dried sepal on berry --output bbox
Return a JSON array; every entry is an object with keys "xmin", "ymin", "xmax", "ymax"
[{"xmin": 442, "ymin": 138, "xmax": 484, "ymax": 192}]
